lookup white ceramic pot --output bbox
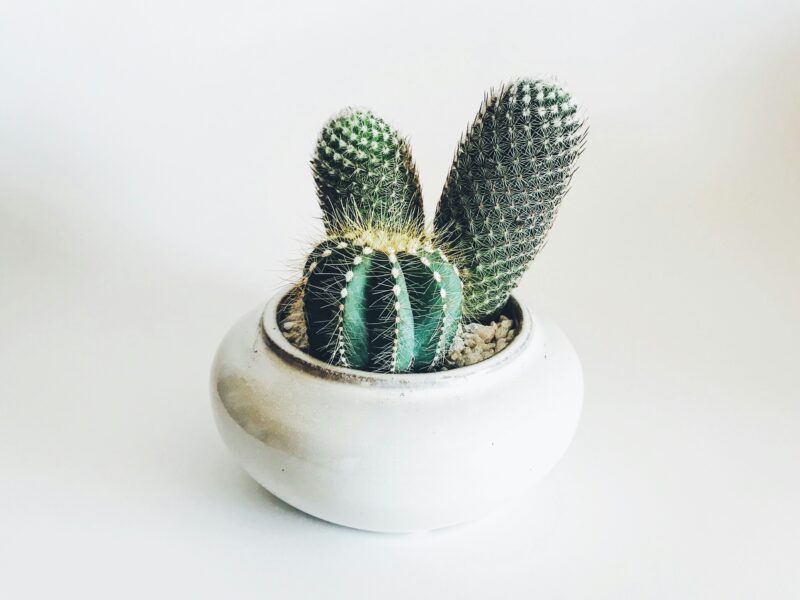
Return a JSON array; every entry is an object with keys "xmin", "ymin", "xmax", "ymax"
[{"xmin": 210, "ymin": 290, "xmax": 583, "ymax": 533}]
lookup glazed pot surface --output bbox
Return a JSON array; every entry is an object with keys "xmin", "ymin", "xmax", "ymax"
[{"xmin": 210, "ymin": 291, "xmax": 582, "ymax": 532}]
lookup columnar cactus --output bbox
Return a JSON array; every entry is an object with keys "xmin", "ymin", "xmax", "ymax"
[
  {"xmin": 434, "ymin": 78, "xmax": 587, "ymax": 318},
  {"xmin": 301, "ymin": 233, "xmax": 462, "ymax": 372},
  {"xmin": 312, "ymin": 109, "xmax": 425, "ymax": 234}
]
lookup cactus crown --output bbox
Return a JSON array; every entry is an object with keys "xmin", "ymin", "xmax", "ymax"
[{"xmin": 294, "ymin": 78, "xmax": 586, "ymax": 374}]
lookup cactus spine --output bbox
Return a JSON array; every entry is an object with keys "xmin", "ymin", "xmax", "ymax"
[
  {"xmin": 434, "ymin": 79, "xmax": 587, "ymax": 318},
  {"xmin": 312, "ymin": 109, "xmax": 425, "ymax": 234},
  {"xmin": 302, "ymin": 234, "xmax": 462, "ymax": 372}
]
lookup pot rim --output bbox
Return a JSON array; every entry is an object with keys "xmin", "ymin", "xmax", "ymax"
[{"xmin": 260, "ymin": 288, "xmax": 534, "ymax": 387}]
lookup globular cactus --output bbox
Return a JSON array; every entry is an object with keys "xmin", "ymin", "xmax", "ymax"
[
  {"xmin": 312, "ymin": 109, "xmax": 425, "ymax": 234},
  {"xmin": 300, "ymin": 232, "xmax": 463, "ymax": 373},
  {"xmin": 434, "ymin": 78, "xmax": 587, "ymax": 319}
]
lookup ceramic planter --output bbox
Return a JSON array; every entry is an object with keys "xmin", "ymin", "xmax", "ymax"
[{"xmin": 210, "ymin": 290, "xmax": 583, "ymax": 533}]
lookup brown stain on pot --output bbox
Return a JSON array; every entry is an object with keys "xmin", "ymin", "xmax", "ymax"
[{"xmin": 216, "ymin": 374, "xmax": 296, "ymax": 453}]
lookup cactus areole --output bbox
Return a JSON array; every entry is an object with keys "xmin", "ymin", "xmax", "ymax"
[{"xmin": 293, "ymin": 78, "xmax": 586, "ymax": 373}]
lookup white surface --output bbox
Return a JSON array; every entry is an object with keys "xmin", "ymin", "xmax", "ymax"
[
  {"xmin": 211, "ymin": 297, "xmax": 581, "ymax": 532},
  {"xmin": 1, "ymin": 0, "xmax": 798, "ymax": 597}
]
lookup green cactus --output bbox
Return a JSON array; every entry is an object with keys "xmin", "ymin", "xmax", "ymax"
[
  {"xmin": 301, "ymin": 233, "xmax": 462, "ymax": 373},
  {"xmin": 312, "ymin": 109, "xmax": 425, "ymax": 234},
  {"xmin": 291, "ymin": 78, "xmax": 587, "ymax": 374},
  {"xmin": 434, "ymin": 78, "xmax": 587, "ymax": 318}
]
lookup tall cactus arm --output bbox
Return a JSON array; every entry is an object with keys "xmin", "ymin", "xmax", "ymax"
[{"xmin": 434, "ymin": 78, "xmax": 587, "ymax": 319}]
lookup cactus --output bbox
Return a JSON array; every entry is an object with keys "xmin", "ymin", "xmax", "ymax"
[
  {"xmin": 289, "ymin": 78, "xmax": 587, "ymax": 374},
  {"xmin": 434, "ymin": 78, "xmax": 587, "ymax": 318},
  {"xmin": 312, "ymin": 109, "xmax": 425, "ymax": 234},
  {"xmin": 301, "ymin": 232, "xmax": 462, "ymax": 373}
]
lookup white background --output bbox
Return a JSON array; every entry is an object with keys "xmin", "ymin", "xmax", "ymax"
[{"xmin": 2, "ymin": 1, "xmax": 798, "ymax": 598}]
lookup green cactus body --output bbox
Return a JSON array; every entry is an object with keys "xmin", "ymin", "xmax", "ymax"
[
  {"xmin": 312, "ymin": 109, "xmax": 424, "ymax": 235},
  {"xmin": 301, "ymin": 235, "xmax": 462, "ymax": 373},
  {"xmin": 434, "ymin": 79, "xmax": 587, "ymax": 319},
  {"xmin": 291, "ymin": 80, "xmax": 586, "ymax": 373}
]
